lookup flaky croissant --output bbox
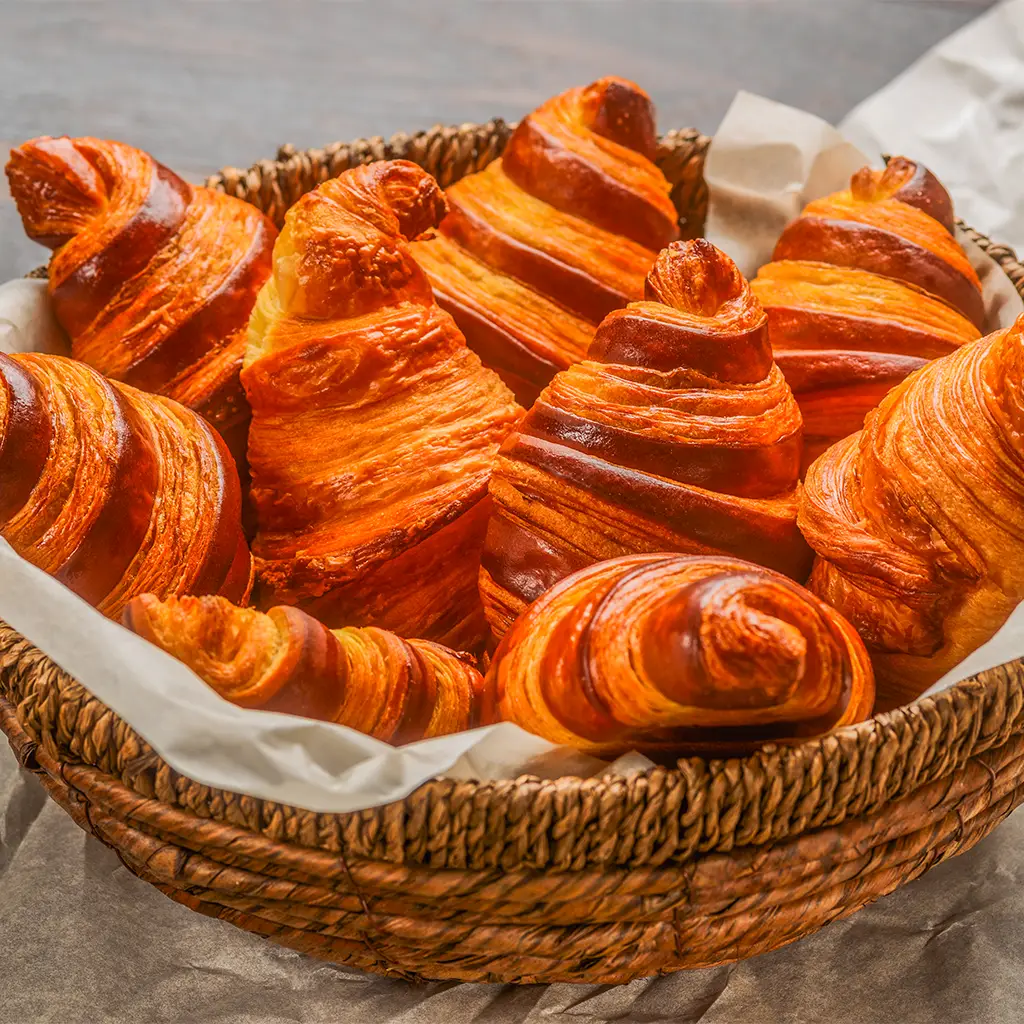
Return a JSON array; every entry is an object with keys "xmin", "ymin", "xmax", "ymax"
[
  {"xmin": 751, "ymin": 157, "xmax": 983, "ymax": 470},
  {"xmin": 5, "ymin": 136, "xmax": 277, "ymax": 465},
  {"xmin": 480, "ymin": 239, "xmax": 811, "ymax": 639},
  {"xmin": 0, "ymin": 352, "xmax": 252, "ymax": 618},
  {"xmin": 484, "ymin": 553, "xmax": 874, "ymax": 757},
  {"xmin": 243, "ymin": 160, "xmax": 521, "ymax": 652},
  {"xmin": 124, "ymin": 594, "xmax": 482, "ymax": 743},
  {"xmin": 800, "ymin": 314, "xmax": 1024, "ymax": 708},
  {"xmin": 409, "ymin": 77, "xmax": 679, "ymax": 403}
]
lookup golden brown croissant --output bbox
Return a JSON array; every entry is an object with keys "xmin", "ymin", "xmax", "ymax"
[
  {"xmin": 484, "ymin": 553, "xmax": 875, "ymax": 757},
  {"xmin": 751, "ymin": 157, "xmax": 983, "ymax": 470},
  {"xmin": 243, "ymin": 159, "xmax": 521, "ymax": 652},
  {"xmin": 0, "ymin": 352, "xmax": 252, "ymax": 618},
  {"xmin": 480, "ymin": 238, "xmax": 811, "ymax": 639},
  {"xmin": 5, "ymin": 136, "xmax": 277, "ymax": 465},
  {"xmin": 409, "ymin": 77, "xmax": 679, "ymax": 403},
  {"xmin": 800, "ymin": 314, "xmax": 1024, "ymax": 709},
  {"xmin": 124, "ymin": 594, "xmax": 482, "ymax": 743}
]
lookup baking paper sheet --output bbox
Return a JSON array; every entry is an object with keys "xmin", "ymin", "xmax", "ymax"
[
  {"xmin": 841, "ymin": 0, "xmax": 1024, "ymax": 255},
  {"xmin": 2, "ymin": 80, "xmax": 1024, "ymax": 815}
]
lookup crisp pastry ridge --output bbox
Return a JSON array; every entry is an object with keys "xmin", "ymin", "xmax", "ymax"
[
  {"xmin": 5, "ymin": 135, "xmax": 277, "ymax": 470},
  {"xmin": 409, "ymin": 77, "xmax": 679, "ymax": 403},
  {"xmin": 0, "ymin": 352, "xmax": 253, "ymax": 618},
  {"xmin": 800, "ymin": 313, "xmax": 1024, "ymax": 707},
  {"xmin": 484, "ymin": 552, "xmax": 874, "ymax": 757},
  {"xmin": 243, "ymin": 159, "xmax": 521, "ymax": 652},
  {"xmin": 480, "ymin": 237, "xmax": 811, "ymax": 639},
  {"xmin": 124, "ymin": 594, "xmax": 483, "ymax": 743},
  {"xmin": 751, "ymin": 156, "xmax": 983, "ymax": 471}
]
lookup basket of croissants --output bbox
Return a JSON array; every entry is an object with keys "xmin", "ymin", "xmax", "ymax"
[{"xmin": 2, "ymin": 76, "xmax": 1024, "ymax": 985}]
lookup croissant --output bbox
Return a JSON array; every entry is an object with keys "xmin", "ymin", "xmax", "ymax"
[
  {"xmin": 480, "ymin": 238, "xmax": 812, "ymax": 639},
  {"xmin": 751, "ymin": 157, "xmax": 983, "ymax": 470},
  {"xmin": 243, "ymin": 160, "xmax": 521, "ymax": 652},
  {"xmin": 484, "ymin": 553, "xmax": 874, "ymax": 757},
  {"xmin": 124, "ymin": 594, "xmax": 482, "ymax": 742},
  {"xmin": 0, "ymin": 352, "xmax": 252, "ymax": 618},
  {"xmin": 800, "ymin": 314, "xmax": 1024, "ymax": 708},
  {"xmin": 5, "ymin": 136, "xmax": 277, "ymax": 465},
  {"xmin": 408, "ymin": 77, "xmax": 679, "ymax": 403}
]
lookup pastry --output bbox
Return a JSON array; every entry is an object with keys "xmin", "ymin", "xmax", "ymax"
[
  {"xmin": 800, "ymin": 314, "xmax": 1024, "ymax": 708},
  {"xmin": 751, "ymin": 157, "xmax": 983, "ymax": 469},
  {"xmin": 409, "ymin": 77, "xmax": 679, "ymax": 403},
  {"xmin": 243, "ymin": 159, "xmax": 521, "ymax": 652},
  {"xmin": 0, "ymin": 353, "xmax": 252, "ymax": 618},
  {"xmin": 484, "ymin": 553, "xmax": 874, "ymax": 757},
  {"xmin": 125, "ymin": 594, "xmax": 482, "ymax": 743},
  {"xmin": 6, "ymin": 135, "xmax": 277, "ymax": 466},
  {"xmin": 480, "ymin": 238, "xmax": 811, "ymax": 639}
]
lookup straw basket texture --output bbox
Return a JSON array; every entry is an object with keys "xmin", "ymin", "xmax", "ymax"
[{"xmin": 3, "ymin": 122, "xmax": 1024, "ymax": 985}]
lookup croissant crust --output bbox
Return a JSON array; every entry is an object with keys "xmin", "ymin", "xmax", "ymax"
[
  {"xmin": 409, "ymin": 77, "xmax": 678, "ymax": 402},
  {"xmin": 244, "ymin": 160, "xmax": 520, "ymax": 651},
  {"xmin": 5, "ymin": 136, "xmax": 277, "ymax": 467},
  {"xmin": 481, "ymin": 239, "xmax": 811, "ymax": 639},
  {"xmin": 125, "ymin": 594, "xmax": 483, "ymax": 743},
  {"xmin": 0, "ymin": 353, "xmax": 252, "ymax": 617},
  {"xmin": 800, "ymin": 314, "xmax": 1024, "ymax": 707},
  {"xmin": 752, "ymin": 157, "xmax": 982, "ymax": 470},
  {"xmin": 484, "ymin": 553, "xmax": 874, "ymax": 757}
]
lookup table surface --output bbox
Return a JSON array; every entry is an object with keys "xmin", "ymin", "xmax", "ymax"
[
  {"xmin": 0, "ymin": 0, "xmax": 998, "ymax": 281},
  {"xmin": 1, "ymin": 2, "xmax": 1017, "ymax": 1023}
]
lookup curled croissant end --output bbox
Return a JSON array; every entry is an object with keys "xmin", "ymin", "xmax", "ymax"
[
  {"xmin": 256, "ymin": 159, "xmax": 448, "ymax": 325},
  {"xmin": 124, "ymin": 594, "xmax": 483, "ymax": 743},
  {"xmin": 481, "ymin": 238, "xmax": 809, "ymax": 639},
  {"xmin": 408, "ymin": 77, "xmax": 678, "ymax": 403},
  {"xmin": 753, "ymin": 156, "xmax": 982, "ymax": 471},
  {"xmin": 801, "ymin": 314, "xmax": 1024, "ymax": 708},
  {"xmin": 244, "ymin": 161, "xmax": 520, "ymax": 651},
  {"xmin": 0, "ymin": 353, "xmax": 253, "ymax": 619},
  {"xmin": 5, "ymin": 135, "xmax": 276, "ymax": 467},
  {"xmin": 484, "ymin": 554, "xmax": 875, "ymax": 758}
]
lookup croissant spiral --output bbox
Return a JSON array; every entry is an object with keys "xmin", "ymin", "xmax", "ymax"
[
  {"xmin": 801, "ymin": 314, "xmax": 1024, "ymax": 708},
  {"xmin": 751, "ymin": 157, "xmax": 983, "ymax": 470},
  {"xmin": 5, "ymin": 136, "xmax": 277, "ymax": 465},
  {"xmin": 125, "ymin": 595, "xmax": 482, "ymax": 743},
  {"xmin": 0, "ymin": 353, "xmax": 252, "ymax": 618},
  {"xmin": 244, "ymin": 160, "xmax": 521, "ymax": 652},
  {"xmin": 409, "ymin": 77, "xmax": 679, "ymax": 403},
  {"xmin": 480, "ymin": 239, "xmax": 811, "ymax": 639},
  {"xmin": 484, "ymin": 553, "xmax": 875, "ymax": 757}
]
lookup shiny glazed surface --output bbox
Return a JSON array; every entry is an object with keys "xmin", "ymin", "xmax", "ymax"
[{"xmin": 243, "ymin": 160, "xmax": 521, "ymax": 651}]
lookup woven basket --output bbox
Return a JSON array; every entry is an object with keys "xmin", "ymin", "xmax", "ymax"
[{"xmin": 4, "ymin": 123, "xmax": 1024, "ymax": 986}]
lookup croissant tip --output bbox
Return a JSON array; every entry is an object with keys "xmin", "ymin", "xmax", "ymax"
[{"xmin": 645, "ymin": 238, "xmax": 747, "ymax": 314}]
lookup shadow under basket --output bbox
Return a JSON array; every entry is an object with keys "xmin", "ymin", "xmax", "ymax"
[{"xmin": 5, "ymin": 124, "xmax": 1024, "ymax": 985}]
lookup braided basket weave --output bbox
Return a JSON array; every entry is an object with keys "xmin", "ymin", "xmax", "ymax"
[{"xmin": 3, "ymin": 123, "xmax": 1024, "ymax": 985}]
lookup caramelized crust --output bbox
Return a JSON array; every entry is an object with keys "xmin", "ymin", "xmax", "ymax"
[
  {"xmin": 800, "ymin": 315, "xmax": 1024, "ymax": 707},
  {"xmin": 480, "ymin": 240, "xmax": 811, "ymax": 639},
  {"xmin": 484, "ymin": 553, "xmax": 874, "ymax": 758},
  {"xmin": 752, "ymin": 157, "xmax": 982, "ymax": 470},
  {"xmin": 243, "ymin": 160, "xmax": 521, "ymax": 651},
  {"xmin": 124, "ymin": 594, "xmax": 483, "ymax": 743},
  {"xmin": 409, "ymin": 78, "xmax": 678, "ymax": 403},
  {"xmin": 5, "ymin": 136, "xmax": 277, "ymax": 468},
  {"xmin": 0, "ymin": 353, "xmax": 253, "ymax": 618}
]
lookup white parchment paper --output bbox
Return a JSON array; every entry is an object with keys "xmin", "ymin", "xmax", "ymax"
[
  {"xmin": 2, "ymin": 83, "xmax": 1024, "ymax": 815},
  {"xmin": 841, "ymin": 0, "xmax": 1024, "ymax": 254}
]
